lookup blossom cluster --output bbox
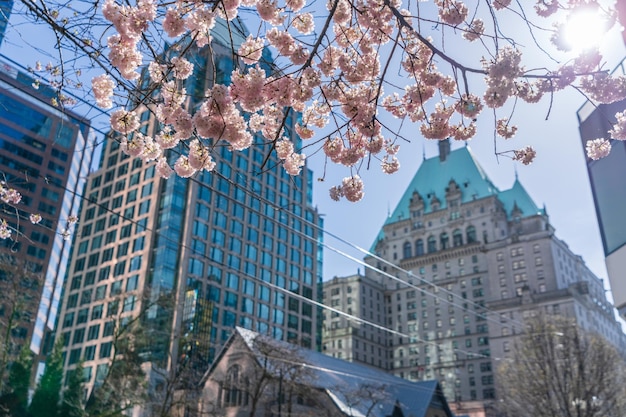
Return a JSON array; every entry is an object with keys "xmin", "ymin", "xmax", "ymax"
[
  {"xmin": 0, "ymin": 183, "xmax": 45, "ymax": 240},
  {"xmin": 89, "ymin": 0, "xmax": 626, "ymax": 203}
]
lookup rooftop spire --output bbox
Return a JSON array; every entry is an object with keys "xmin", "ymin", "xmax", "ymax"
[{"xmin": 439, "ymin": 138, "xmax": 451, "ymax": 162}]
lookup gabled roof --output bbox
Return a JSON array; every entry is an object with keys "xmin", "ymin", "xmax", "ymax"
[
  {"xmin": 386, "ymin": 145, "xmax": 499, "ymax": 224},
  {"xmin": 370, "ymin": 144, "xmax": 545, "ymax": 251},
  {"xmin": 498, "ymin": 177, "xmax": 544, "ymax": 219},
  {"xmin": 211, "ymin": 327, "xmax": 454, "ymax": 417}
]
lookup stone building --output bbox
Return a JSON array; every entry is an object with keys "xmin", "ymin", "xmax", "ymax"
[{"xmin": 323, "ymin": 140, "xmax": 626, "ymax": 417}]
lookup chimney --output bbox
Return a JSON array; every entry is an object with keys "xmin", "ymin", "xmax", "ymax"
[{"xmin": 439, "ymin": 138, "xmax": 451, "ymax": 162}]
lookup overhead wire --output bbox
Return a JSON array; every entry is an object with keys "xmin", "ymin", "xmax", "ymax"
[{"xmin": 5, "ymin": 142, "xmax": 521, "ymax": 363}]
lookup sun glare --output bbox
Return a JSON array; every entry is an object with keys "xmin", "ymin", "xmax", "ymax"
[{"xmin": 562, "ymin": 8, "xmax": 610, "ymax": 53}]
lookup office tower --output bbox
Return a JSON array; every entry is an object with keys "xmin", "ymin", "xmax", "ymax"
[
  {"xmin": 0, "ymin": 57, "xmax": 95, "ymax": 372},
  {"xmin": 0, "ymin": 0, "xmax": 12, "ymax": 48},
  {"xmin": 56, "ymin": 20, "xmax": 323, "ymax": 401},
  {"xmin": 323, "ymin": 140, "xmax": 625, "ymax": 417},
  {"xmin": 578, "ymin": 61, "xmax": 626, "ymax": 319}
]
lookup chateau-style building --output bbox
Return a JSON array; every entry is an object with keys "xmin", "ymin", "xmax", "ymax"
[{"xmin": 323, "ymin": 140, "xmax": 626, "ymax": 417}]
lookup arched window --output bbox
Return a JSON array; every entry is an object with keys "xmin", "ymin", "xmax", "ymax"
[
  {"xmin": 403, "ymin": 242, "xmax": 412, "ymax": 259},
  {"xmin": 467, "ymin": 226, "xmax": 477, "ymax": 243},
  {"xmin": 415, "ymin": 239, "xmax": 424, "ymax": 256},
  {"xmin": 427, "ymin": 236, "xmax": 437, "ymax": 253},
  {"xmin": 453, "ymin": 229, "xmax": 463, "ymax": 247},
  {"xmin": 440, "ymin": 233, "xmax": 449, "ymax": 250},
  {"xmin": 223, "ymin": 365, "xmax": 249, "ymax": 407}
]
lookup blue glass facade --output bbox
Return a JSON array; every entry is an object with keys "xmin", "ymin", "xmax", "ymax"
[
  {"xmin": 0, "ymin": 58, "xmax": 96, "ymax": 365},
  {"xmin": 56, "ymin": 19, "xmax": 323, "ymax": 392}
]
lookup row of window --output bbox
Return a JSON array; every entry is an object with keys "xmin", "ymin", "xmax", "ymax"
[{"xmin": 402, "ymin": 226, "xmax": 479, "ymax": 259}]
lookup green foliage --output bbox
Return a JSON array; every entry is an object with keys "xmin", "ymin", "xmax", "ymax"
[
  {"xmin": 0, "ymin": 346, "xmax": 32, "ymax": 417},
  {"xmin": 29, "ymin": 340, "xmax": 64, "ymax": 417},
  {"xmin": 60, "ymin": 362, "xmax": 85, "ymax": 417}
]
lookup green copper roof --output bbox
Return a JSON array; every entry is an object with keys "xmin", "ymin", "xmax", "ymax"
[
  {"xmin": 386, "ymin": 145, "xmax": 499, "ymax": 224},
  {"xmin": 498, "ymin": 177, "xmax": 543, "ymax": 218},
  {"xmin": 370, "ymin": 144, "xmax": 544, "ymax": 252}
]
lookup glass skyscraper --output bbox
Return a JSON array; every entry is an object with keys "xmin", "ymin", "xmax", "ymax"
[
  {"xmin": 56, "ymin": 19, "xmax": 323, "ymax": 398},
  {"xmin": 0, "ymin": 57, "xmax": 97, "ymax": 373},
  {"xmin": 0, "ymin": 0, "xmax": 12, "ymax": 48},
  {"xmin": 578, "ymin": 59, "xmax": 626, "ymax": 318}
]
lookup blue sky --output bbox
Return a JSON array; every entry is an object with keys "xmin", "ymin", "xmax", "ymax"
[{"xmin": 2, "ymin": 4, "xmax": 624, "ymax": 300}]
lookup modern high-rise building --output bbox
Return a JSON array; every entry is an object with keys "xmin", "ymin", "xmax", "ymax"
[
  {"xmin": 0, "ymin": 0, "xmax": 12, "ymax": 47},
  {"xmin": 0, "ymin": 57, "xmax": 96, "ymax": 371},
  {"xmin": 322, "ymin": 140, "xmax": 625, "ymax": 417},
  {"xmin": 578, "ymin": 61, "xmax": 626, "ymax": 319},
  {"xmin": 56, "ymin": 20, "xmax": 323, "ymax": 401}
]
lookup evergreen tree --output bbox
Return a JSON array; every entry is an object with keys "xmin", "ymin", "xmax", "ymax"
[
  {"xmin": 59, "ymin": 362, "xmax": 85, "ymax": 417},
  {"xmin": 0, "ymin": 346, "xmax": 32, "ymax": 417},
  {"xmin": 29, "ymin": 340, "xmax": 63, "ymax": 417}
]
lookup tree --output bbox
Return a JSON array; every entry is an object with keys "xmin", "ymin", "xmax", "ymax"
[
  {"xmin": 496, "ymin": 314, "xmax": 626, "ymax": 417},
  {"xmin": 0, "ymin": 254, "xmax": 41, "ymax": 391},
  {"xmin": 0, "ymin": 346, "xmax": 32, "ymax": 417},
  {"xmin": 84, "ymin": 314, "xmax": 148, "ymax": 417},
  {"xmin": 3, "ymin": 0, "xmax": 624, "ymax": 206},
  {"xmin": 59, "ymin": 362, "xmax": 86, "ymax": 417},
  {"xmin": 30, "ymin": 340, "xmax": 64, "ymax": 417}
]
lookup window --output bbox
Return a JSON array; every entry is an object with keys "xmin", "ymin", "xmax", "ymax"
[
  {"xmin": 88, "ymin": 324, "xmax": 100, "ymax": 340},
  {"xmin": 415, "ymin": 239, "xmax": 424, "ymax": 256},
  {"xmin": 466, "ymin": 226, "xmax": 477, "ymax": 243},
  {"xmin": 100, "ymin": 342, "xmax": 112, "ymax": 359},
  {"xmin": 440, "ymin": 232, "xmax": 449, "ymax": 250},
  {"xmin": 223, "ymin": 365, "xmax": 249, "ymax": 407},
  {"xmin": 427, "ymin": 236, "xmax": 437, "ymax": 253},
  {"xmin": 453, "ymin": 229, "xmax": 463, "ymax": 247},
  {"xmin": 403, "ymin": 242, "xmax": 412, "ymax": 259}
]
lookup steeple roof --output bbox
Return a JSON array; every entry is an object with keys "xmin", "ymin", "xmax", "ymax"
[
  {"xmin": 498, "ymin": 177, "xmax": 543, "ymax": 218},
  {"xmin": 370, "ymin": 144, "xmax": 545, "ymax": 251},
  {"xmin": 385, "ymin": 145, "xmax": 499, "ymax": 225}
]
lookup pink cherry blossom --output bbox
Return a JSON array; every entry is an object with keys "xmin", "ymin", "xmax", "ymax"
[
  {"xmin": 329, "ymin": 185, "xmax": 343, "ymax": 201},
  {"xmin": 239, "ymin": 36, "xmax": 265, "ymax": 65},
  {"xmin": 451, "ymin": 122, "xmax": 476, "ymax": 141},
  {"xmin": 1, "ymin": 185, "xmax": 22, "ymax": 205},
  {"xmin": 92, "ymin": 74, "xmax": 115, "ymax": 109},
  {"xmin": 283, "ymin": 152, "xmax": 306, "ymax": 175},
  {"xmin": 111, "ymin": 109, "xmax": 139, "ymax": 134},
  {"xmin": 492, "ymin": 0, "xmax": 512, "ymax": 10},
  {"xmin": 276, "ymin": 139, "xmax": 295, "ymax": 160},
  {"xmin": 185, "ymin": 8, "xmax": 216, "ymax": 48},
  {"xmin": 586, "ymin": 138, "xmax": 611, "ymax": 160},
  {"xmin": 292, "ymin": 13, "xmax": 314, "ymax": 34},
  {"xmin": 463, "ymin": 19, "xmax": 484, "ymax": 41},
  {"xmin": 286, "ymin": 0, "xmax": 305, "ymax": 12},
  {"xmin": 534, "ymin": 0, "xmax": 558, "ymax": 17},
  {"xmin": 163, "ymin": 8, "xmax": 186, "ymax": 38},
  {"xmin": 29, "ymin": 213, "xmax": 42, "ymax": 224},
  {"xmin": 171, "ymin": 57, "xmax": 194, "ymax": 80},
  {"xmin": 174, "ymin": 155, "xmax": 197, "ymax": 178},
  {"xmin": 455, "ymin": 94, "xmax": 483, "ymax": 119},
  {"xmin": 156, "ymin": 157, "xmax": 174, "ymax": 179},
  {"xmin": 188, "ymin": 139, "xmax": 216, "ymax": 171},
  {"xmin": 155, "ymin": 129, "xmax": 180, "ymax": 149},
  {"xmin": 0, "ymin": 220, "xmax": 11, "ymax": 239},
  {"xmin": 381, "ymin": 155, "xmax": 400, "ymax": 174},
  {"xmin": 324, "ymin": 138, "xmax": 345, "ymax": 163},
  {"xmin": 436, "ymin": 0, "xmax": 468, "ymax": 26},
  {"xmin": 609, "ymin": 111, "xmax": 626, "ymax": 140},
  {"xmin": 342, "ymin": 175, "xmax": 365, "ymax": 202},
  {"xmin": 496, "ymin": 119, "xmax": 517, "ymax": 139},
  {"xmin": 513, "ymin": 146, "xmax": 537, "ymax": 165}
]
